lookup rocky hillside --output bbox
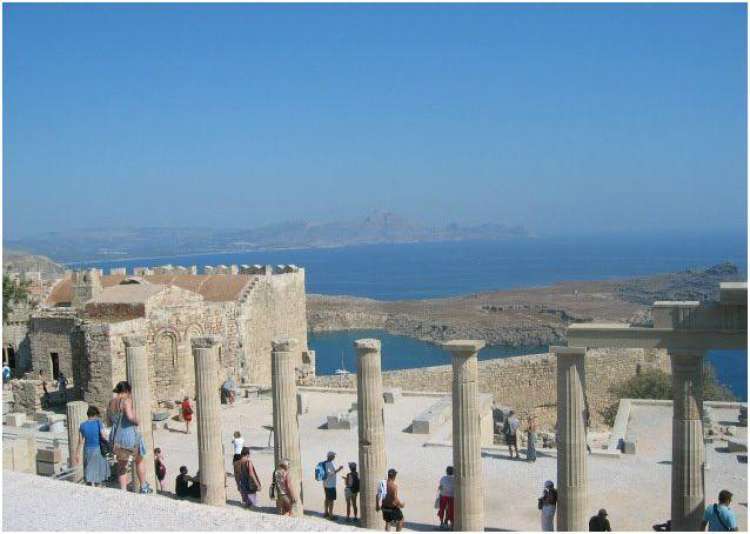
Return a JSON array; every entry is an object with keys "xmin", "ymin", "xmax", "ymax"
[
  {"xmin": 3, "ymin": 250, "xmax": 66, "ymax": 280},
  {"xmin": 308, "ymin": 263, "xmax": 745, "ymax": 346}
]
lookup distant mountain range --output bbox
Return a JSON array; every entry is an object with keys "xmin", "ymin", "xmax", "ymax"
[{"xmin": 4, "ymin": 212, "xmax": 532, "ymax": 263}]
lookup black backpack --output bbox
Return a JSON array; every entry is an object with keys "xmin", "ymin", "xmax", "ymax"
[{"xmin": 351, "ymin": 472, "xmax": 360, "ymax": 493}]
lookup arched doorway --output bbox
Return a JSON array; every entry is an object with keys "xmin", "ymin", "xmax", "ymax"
[{"xmin": 154, "ymin": 332, "xmax": 178, "ymax": 400}]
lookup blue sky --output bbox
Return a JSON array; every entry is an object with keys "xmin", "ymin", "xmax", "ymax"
[{"xmin": 3, "ymin": 4, "xmax": 747, "ymax": 239}]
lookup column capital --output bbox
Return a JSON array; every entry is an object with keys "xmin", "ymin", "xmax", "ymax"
[
  {"xmin": 354, "ymin": 338, "xmax": 381, "ymax": 353},
  {"xmin": 272, "ymin": 337, "xmax": 298, "ymax": 352},
  {"xmin": 552, "ymin": 345, "xmax": 587, "ymax": 357},
  {"xmin": 123, "ymin": 335, "xmax": 147, "ymax": 348},
  {"xmin": 442, "ymin": 340, "xmax": 485, "ymax": 355},
  {"xmin": 191, "ymin": 335, "xmax": 222, "ymax": 350}
]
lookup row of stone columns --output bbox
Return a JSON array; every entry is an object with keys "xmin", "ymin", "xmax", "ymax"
[
  {"xmin": 63, "ymin": 331, "xmax": 707, "ymax": 530},
  {"xmin": 551, "ymin": 346, "xmax": 706, "ymax": 531}
]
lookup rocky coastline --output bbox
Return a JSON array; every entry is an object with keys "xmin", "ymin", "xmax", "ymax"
[{"xmin": 307, "ymin": 263, "xmax": 743, "ymax": 347}]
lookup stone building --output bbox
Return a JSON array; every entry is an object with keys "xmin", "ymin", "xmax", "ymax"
[{"xmin": 24, "ymin": 264, "xmax": 312, "ymax": 411}]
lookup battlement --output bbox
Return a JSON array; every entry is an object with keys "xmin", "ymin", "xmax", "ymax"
[{"xmin": 72, "ymin": 263, "xmax": 303, "ymax": 278}]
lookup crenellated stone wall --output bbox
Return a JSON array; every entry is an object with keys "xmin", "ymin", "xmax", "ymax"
[{"xmin": 311, "ymin": 348, "xmax": 671, "ymax": 428}]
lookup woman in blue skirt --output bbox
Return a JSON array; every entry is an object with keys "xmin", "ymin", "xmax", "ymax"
[
  {"xmin": 73, "ymin": 405, "xmax": 110, "ymax": 486},
  {"xmin": 108, "ymin": 381, "xmax": 152, "ymax": 494}
]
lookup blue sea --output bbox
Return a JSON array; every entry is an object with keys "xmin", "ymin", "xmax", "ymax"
[{"xmin": 75, "ymin": 232, "xmax": 747, "ymax": 400}]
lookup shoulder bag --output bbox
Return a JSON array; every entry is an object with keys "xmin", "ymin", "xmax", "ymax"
[{"xmin": 98, "ymin": 419, "xmax": 113, "ymax": 457}]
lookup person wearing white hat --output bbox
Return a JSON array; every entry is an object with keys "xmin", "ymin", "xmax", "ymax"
[
  {"xmin": 323, "ymin": 451, "xmax": 343, "ymax": 520},
  {"xmin": 539, "ymin": 480, "xmax": 558, "ymax": 531}
]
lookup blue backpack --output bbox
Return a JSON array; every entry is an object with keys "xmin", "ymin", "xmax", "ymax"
[{"xmin": 314, "ymin": 461, "xmax": 327, "ymax": 481}]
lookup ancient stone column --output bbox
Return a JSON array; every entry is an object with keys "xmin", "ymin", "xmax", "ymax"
[
  {"xmin": 192, "ymin": 336, "xmax": 226, "ymax": 506},
  {"xmin": 124, "ymin": 335, "xmax": 156, "ymax": 491},
  {"xmin": 671, "ymin": 351, "xmax": 705, "ymax": 531},
  {"xmin": 66, "ymin": 400, "xmax": 88, "ymax": 481},
  {"xmin": 443, "ymin": 340, "xmax": 486, "ymax": 532},
  {"xmin": 554, "ymin": 346, "xmax": 588, "ymax": 532},
  {"xmin": 355, "ymin": 339, "xmax": 387, "ymax": 530},
  {"xmin": 272, "ymin": 337, "xmax": 304, "ymax": 517}
]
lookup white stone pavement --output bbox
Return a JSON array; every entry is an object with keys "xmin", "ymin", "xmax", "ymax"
[{"xmin": 5, "ymin": 391, "xmax": 746, "ymax": 531}]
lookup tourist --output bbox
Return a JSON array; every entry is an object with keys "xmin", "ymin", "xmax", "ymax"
[
  {"xmin": 181, "ymin": 396, "xmax": 193, "ymax": 434},
  {"xmin": 234, "ymin": 446, "xmax": 261, "ymax": 507},
  {"xmin": 506, "ymin": 410, "xmax": 520, "ymax": 459},
  {"xmin": 589, "ymin": 509, "xmax": 611, "ymax": 531},
  {"xmin": 2, "ymin": 362, "xmax": 11, "ymax": 383},
  {"xmin": 272, "ymin": 459, "xmax": 298, "ymax": 516},
  {"xmin": 701, "ymin": 489, "xmax": 738, "ymax": 531},
  {"xmin": 526, "ymin": 416, "xmax": 537, "ymax": 462},
  {"xmin": 154, "ymin": 448, "xmax": 166, "ymax": 492},
  {"xmin": 231, "ymin": 430, "xmax": 244, "ymax": 463},
  {"xmin": 436, "ymin": 466, "xmax": 455, "ymax": 529},
  {"xmin": 584, "ymin": 407, "xmax": 592, "ymax": 454},
  {"xmin": 380, "ymin": 468, "xmax": 405, "ymax": 532},
  {"xmin": 73, "ymin": 405, "xmax": 110, "ymax": 487},
  {"xmin": 222, "ymin": 376, "xmax": 236, "ymax": 405},
  {"xmin": 343, "ymin": 461, "xmax": 359, "ymax": 522},
  {"xmin": 107, "ymin": 381, "xmax": 152, "ymax": 494},
  {"xmin": 539, "ymin": 480, "xmax": 557, "ymax": 531},
  {"xmin": 58, "ymin": 372, "xmax": 68, "ymax": 403},
  {"xmin": 175, "ymin": 466, "xmax": 201, "ymax": 499},
  {"xmin": 323, "ymin": 450, "xmax": 343, "ymax": 520},
  {"xmin": 40, "ymin": 370, "xmax": 50, "ymax": 409}
]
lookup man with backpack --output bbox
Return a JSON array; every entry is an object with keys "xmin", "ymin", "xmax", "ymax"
[
  {"xmin": 343, "ymin": 462, "xmax": 360, "ymax": 522},
  {"xmin": 702, "ymin": 490, "xmax": 738, "ymax": 531},
  {"xmin": 316, "ymin": 451, "xmax": 342, "ymax": 520}
]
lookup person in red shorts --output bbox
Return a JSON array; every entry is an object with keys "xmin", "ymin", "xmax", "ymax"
[
  {"xmin": 437, "ymin": 466, "xmax": 454, "ymax": 529},
  {"xmin": 181, "ymin": 396, "xmax": 193, "ymax": 434}
]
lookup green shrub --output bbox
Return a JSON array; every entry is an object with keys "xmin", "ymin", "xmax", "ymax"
[{"xmin": 600, "ymin": 364, "xmax": 736, "ymax": 426}]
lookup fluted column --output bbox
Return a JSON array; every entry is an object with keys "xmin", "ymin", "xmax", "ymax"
[
  {"xmin": 355, "ymin": 339, "xmax": 387, "ymax": 530},
  {"xmin": 671, "ymin": 350, "xmax": 705, "ymax": 531},
  {"xmin": 124, "ymin": 335, "xmax": 156, "ymax": 491},
  {"xmin": 554, "ymin": 346, "xmax": 588, "ymax": 532},
  {"xmin": 272, "ymin": 337, "xmax": 304, "ymax": 517},
  {"xmin": 192, "ymin": 336, "xmax": 226, "ymax": 506},
  {"xmin": 443, "ymin": 340, "xmax": 485, "ymax": 532},
  {"xmin": 66, "ymin": 400, "xmax": 88, "ymax": 481}
]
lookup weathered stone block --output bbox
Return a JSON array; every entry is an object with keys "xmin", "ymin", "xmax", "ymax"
[
  {"xmin": 37, "ymin": 448, "xmax": 63, "ymax": 463},
  {"xmin": 727, "ymin": 439, "xmax": 747, "ymax": 453},
  {"xmin": 623, "ymin": 439, "xmax": 637, "ymax": 455},
  {"xmin": 411, "ymin": 397, "xmax": 451, "ymax": 434},
  {"xmin": 34, "ymin": 410, "xmax": 53, "ymax": 422},
  {"xmin": 327, "ymin": 413, "xmax": 352, "ymax": 430},
  {"xmin": 383, "ymin": 388, "xmax": 402, "ymax": 404},
  {"xmin": 5, "ymin": 412, "xmax": 26, "ymax": 427},
  {"xmin": 48, "ymin": 420, "xmax": 66, "ymax": 433},
  {"xmin": 36, "ymin": 460, "xmax": 60, "ymax": 476}
]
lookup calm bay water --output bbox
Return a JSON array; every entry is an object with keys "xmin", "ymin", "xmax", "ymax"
[
  {"xmin": 308, "ymin": 329, "xmax": 546, "ymax": 374},
  {"xmin": 76, "ymin": 232, "xmax": 748, "ymax": 399}
]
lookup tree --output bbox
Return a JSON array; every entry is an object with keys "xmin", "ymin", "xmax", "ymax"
[
  {"xmin": 601, "ymin": 365, "xmax": 736, "ymax": 426},
  {"xmin": 3, "ymin": 274, "xmax": 30, "ymax": 323}
]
